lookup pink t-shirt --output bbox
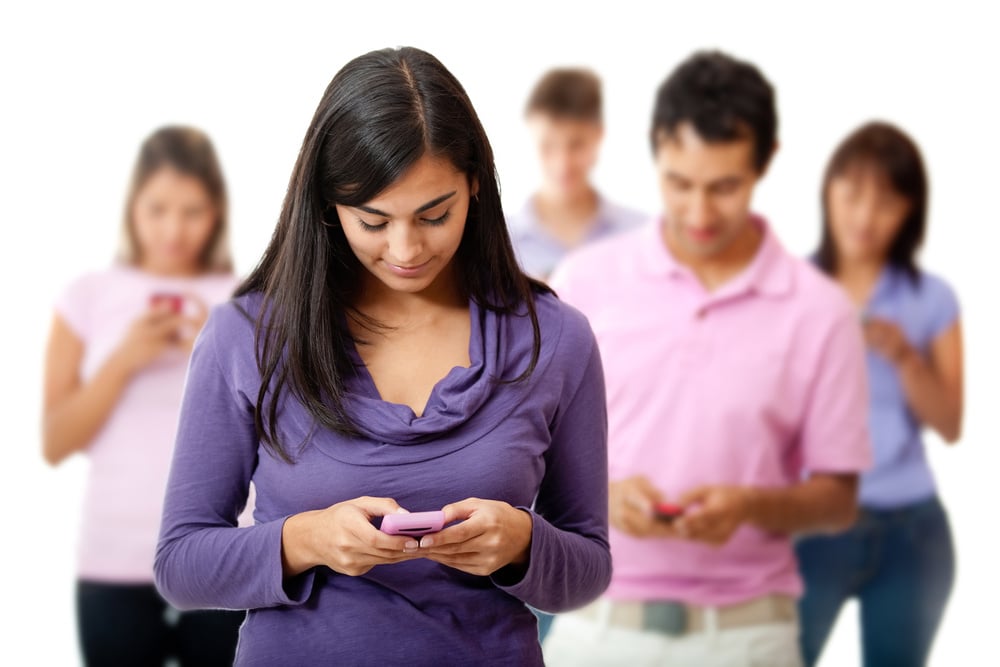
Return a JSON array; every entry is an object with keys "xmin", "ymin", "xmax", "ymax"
[
  {"xmin": 55, "ymin": 264, "xmax": 240, "ymax": 583},
  {"xmin": 550, "ymin": 218, "xmax": 872, "ymax": 605}
]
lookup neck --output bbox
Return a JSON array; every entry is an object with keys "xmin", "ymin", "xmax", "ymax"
[
  {"xmin": 663, "ymin": 218, "xmax": 763, "ymax": 291},
  {"xmin": 535, "ymin": 184, "xmax": 598, "ymax": 218},
  {"xmin": 137, "ymin": 259, "xmax": 204, "ymax": 278},
  {"xmin": 835, "ymin": 256, "xmax": 885, "ymax": 282},
  {"xmin": 833, "ymin": 255, "xmax": 885, "ymax": 306},
  {"xmin": 355, "ymin": 266, "xmax": 466, "ymax": 328}
]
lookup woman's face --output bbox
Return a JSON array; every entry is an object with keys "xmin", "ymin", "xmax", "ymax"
[
  {"xmin": 132, "ymin": 167, "xmax": 218, "ymax": 274},
  {"xmin": 336, "ymin": 154, "xmax": 475, "ymax": 297},
  {"xmin": 827, "ymin": 166, "xmax": 911, "ymax": 265}
]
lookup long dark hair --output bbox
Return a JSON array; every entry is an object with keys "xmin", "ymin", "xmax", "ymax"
[
  {"xmin": 236, "ymin": 47, "xmax": 549, "ymax": 461},
  {"xmin": 815, "ymin": 121, "xmax": 928, "ymax": 283},
  {"xmin": 118, "ymin": 125, "xmax": 232, "ymax": 272}
]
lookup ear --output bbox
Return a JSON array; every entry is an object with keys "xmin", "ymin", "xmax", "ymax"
[{"xmin": 470, "ymin": 176, "xmax": 480, "ymax": 199}]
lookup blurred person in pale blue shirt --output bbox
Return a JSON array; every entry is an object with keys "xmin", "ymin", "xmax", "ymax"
[
  {"xmin": 796, "ymin": 122, "xmax": 964, "ymax": 667},
  {"xmin": 507, "ymin": 68, "xmax": 645, "ymax": 281}
]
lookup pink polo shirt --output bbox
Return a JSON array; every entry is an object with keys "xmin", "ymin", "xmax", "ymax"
[{"xmin": 550, "ymin": 218, "xmax": 872, "ymax": 605}]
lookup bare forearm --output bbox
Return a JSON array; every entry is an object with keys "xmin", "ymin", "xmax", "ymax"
[
  {"xmin": 898, "ymin": 353, "xmax": 962, "ymax": 442},
  {"xmin": 43, "ymin": 354, "xmax": 133, "ymax": 465},
  {"xmin": 744, "ymin": 475, "xmax": 858, "ymax": 536}
]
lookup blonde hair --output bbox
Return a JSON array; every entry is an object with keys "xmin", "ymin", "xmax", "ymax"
[{"xmin": 117, "ymin": 126, "xmax": 233, "ymax": 272}]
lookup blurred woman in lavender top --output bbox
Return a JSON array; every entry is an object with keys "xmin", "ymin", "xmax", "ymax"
[
  {"xmin": 507, "ymin": 68, "xmax": 646, "ymax": 281},
  {"xmin": 796, "ymin": 122, "xmax": 964, "ymax": 667}
]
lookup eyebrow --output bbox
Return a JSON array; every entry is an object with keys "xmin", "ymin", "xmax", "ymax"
[{"xmin": 356, "ymin": 190, "xmax": 458, "ymax": 217}]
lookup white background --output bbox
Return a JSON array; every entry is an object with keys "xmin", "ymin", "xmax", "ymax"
[{"xmin": 1, "ymin": 1, "xmax": 997, "ymax": 664}]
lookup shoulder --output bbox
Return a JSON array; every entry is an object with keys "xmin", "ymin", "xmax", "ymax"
[
  {"xmin": 914, "ymin": 270, "xmax": 959, "ymax": 309},
  {"xmin": 198, "ymin": 291, "xmax": 265, "ymax": 369},
  {"xmin": 59, "ymin": 265, "xmax": 126, "ymax": 299},
  {"xmin": 195, "ymin": 271, "xmax": 241, "ymax": 305},
  {"xmin": 523, "ymin": 291, "xmax": 600, "ymax": 396},
  {"xmin": 602, "ymin": 198, "xmax": 649, "ymax": 230},
  {"xmin": 534, "ymin": 289, "xmax": 596, "ymax": 354},
  {"xmin": 787, "ymin": 255, "xmax": 858, "ymax": 330},
  {"xmin": 53, "ymin": 266, "xmax": 126, "ymax": 334},
  {"xmin": 504, "ymin": 198, "xmax": 537, "ymax": 239},
  {"xmin": 551, "ymin": 224, "xmax": 647, "ymax": 292}
]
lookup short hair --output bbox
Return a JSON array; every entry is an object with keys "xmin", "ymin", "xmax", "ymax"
[
  {"xmin": 525, "ymin": 68, "xmax": 602, "ymax": 123},
  {"xmin": 650, "ymin": 51, "xmax": 777, "ymax": 171},
  {"xmin": 815, "ymin": 121, "xmax": 928, "ymax": 283}
]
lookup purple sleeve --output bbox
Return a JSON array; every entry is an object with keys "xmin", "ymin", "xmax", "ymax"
[
  {"xmin": 491, "ymin": 332, "xmax": 612, "ymax": 612},
  {"xmin": 154, "ymin": 306, "xmax": 316, "ymax": 611},
  {"xmin": 923, "ymin": 274, "xmax": 960, "ymax": 342}
]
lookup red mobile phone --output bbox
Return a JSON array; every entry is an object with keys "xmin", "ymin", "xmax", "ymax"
[
  {"xmin": 653, "ymin": 502, "xmax": 685, "ymax": 523},
  {"xmin": 150, "ymin": 292, "xmax": 184, "ymax": 314}
]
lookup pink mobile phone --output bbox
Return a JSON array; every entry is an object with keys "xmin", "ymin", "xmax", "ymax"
[
  {"xmin": 654, "ymin": 502, "xmax": 685, "ymax": 523},
  {"xmin": 380, "ymin": 511, "xmax": 446, "ymax": 537},
  {"xmin": 150, "ymin": 292, "xmax": 184, "ymax": 314}
]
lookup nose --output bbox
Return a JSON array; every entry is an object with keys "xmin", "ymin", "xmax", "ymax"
[
  {"xmin": 386, "ymin": 222, "xmax": 423, "ymax": 266},
  {"xmin": 162, "ymin": 211, "xmax": 185, "ymax": 244},
  {"xmin": 688, "ymin": 190, "xmax": 714, "ymax": 229}
]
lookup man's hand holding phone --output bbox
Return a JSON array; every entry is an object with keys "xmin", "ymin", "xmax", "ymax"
[{"xmin": 609, "ymin": 476, "xmax": 685, "ymax": 539}]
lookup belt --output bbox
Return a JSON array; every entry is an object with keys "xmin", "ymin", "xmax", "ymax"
[{"xmin": 573, "ymin": 594, "xmax": 797, "ymax": 637}]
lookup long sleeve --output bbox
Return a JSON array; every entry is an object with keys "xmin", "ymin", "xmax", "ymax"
[
  {"xmin": 154, "ymin": 306, "xmax": 316, "ymax": 610},
  {"xmin": 492, "ymin": 334, "xmax": 611, "ymax": 612}
]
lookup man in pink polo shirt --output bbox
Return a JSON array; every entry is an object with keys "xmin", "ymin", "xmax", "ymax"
[{"xmin": 544, "ymin": 51, "xmax": 872, "ymax": 666}]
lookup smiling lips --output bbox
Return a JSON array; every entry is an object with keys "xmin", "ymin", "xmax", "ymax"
[{"xmin": 383, "ymin": 258, "xmax": 433, "ymax": 278}]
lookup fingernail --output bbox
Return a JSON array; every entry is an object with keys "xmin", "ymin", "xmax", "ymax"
[
  {"xmin": 420, "ymin": 537, "xmax": 434, "ymax": 548},
  {"xmin": 404, "ymin": 540, "xmax": 418, "ymax": 550}
]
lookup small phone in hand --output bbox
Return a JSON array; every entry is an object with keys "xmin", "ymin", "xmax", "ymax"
[
  {"xmin": 653, "ymin": 502, "xmax": 684, "ymax": 523},
  {"xmin": 150, "ymin": 292, "xmax": 184, "ymax": 314},
  {"xmin": 380, "ymin": 511, "xmax": 446, "ymax": 537}
]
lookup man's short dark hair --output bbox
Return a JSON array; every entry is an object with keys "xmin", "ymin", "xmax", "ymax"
[
  {"xmin": 526, "ymin": 68, "xmax": 602, "ymax": 123},
  {"xmin": 650, "ymin": 51, "xmax": 777, "ymax": 171}
]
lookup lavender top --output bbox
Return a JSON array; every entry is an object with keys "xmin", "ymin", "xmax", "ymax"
[
  {"xmin": 858, "ymin": 267, "xmax": 960, "ymax": 508},
  {"xmin": 507, "ymin": 194, "xmax": 646, "ymax": 279},
  {"xmin": 154, "ymin": 290, "xmax": 610, "ymax": 666}
]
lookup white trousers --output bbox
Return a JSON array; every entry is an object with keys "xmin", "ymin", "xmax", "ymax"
[{"xmin": 543, "ymin": 601, "xmax": 804, "ymax": 667}]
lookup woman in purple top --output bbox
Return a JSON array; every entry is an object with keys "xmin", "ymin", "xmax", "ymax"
[
  {"xmin": 154, "ymin": 47, "xmax": 611, "ymax": 666},
  {"xmin": 796, "ymin": 122, "xmax": 964, "ymax": 666}
]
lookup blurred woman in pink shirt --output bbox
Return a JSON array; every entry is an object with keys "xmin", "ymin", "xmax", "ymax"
[{"xmin": 42, "ymin": 127, "xmax": 244, "ymax": 666}]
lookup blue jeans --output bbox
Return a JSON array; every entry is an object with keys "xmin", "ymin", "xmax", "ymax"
[
  {"xmin": 795, "ymin": 496, "xmax": 955, "ymax": 667},
  {"xmin": 531, "ymin": 607, "xmax": 555, "ymax": 643}
]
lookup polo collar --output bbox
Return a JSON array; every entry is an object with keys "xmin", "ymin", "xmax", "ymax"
[{"xmin": 637, "ymin": 215, "xmax": 794, "ymax": 299}]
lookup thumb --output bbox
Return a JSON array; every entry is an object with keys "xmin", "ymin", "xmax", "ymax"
[{"xmin": 352, "ymin": 496, "xmax": 409, "ymax": 518}]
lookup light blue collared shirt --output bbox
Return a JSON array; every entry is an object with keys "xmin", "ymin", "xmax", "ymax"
[{"xmin": 506, "ymin": 194, "xmax": 646, "ymax": 280}]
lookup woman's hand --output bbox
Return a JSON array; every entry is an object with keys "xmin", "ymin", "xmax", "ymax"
[
  {"xmin": 111, "ymin": 303, "xmax": 186, "ymax": 375},
  {"xmin": 863, "ymin": 318, "xmax": 914, "ymax": 366},
  {"xmin": 418, "ymin": 498, "xmax": 533, "ymax": 577},
  {"xmin": 281, "ymin": 497, "xmax": 419, "ymax": 577}
]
